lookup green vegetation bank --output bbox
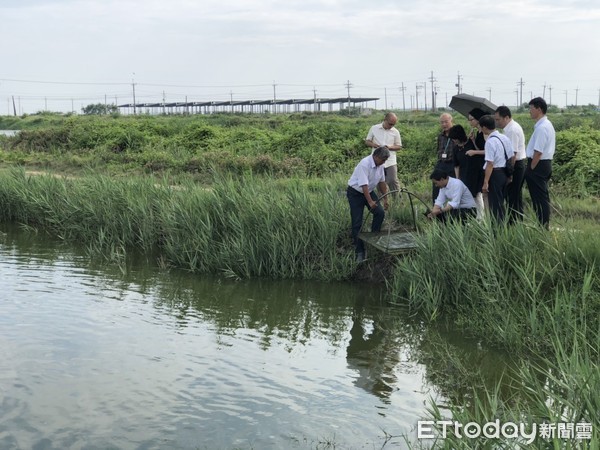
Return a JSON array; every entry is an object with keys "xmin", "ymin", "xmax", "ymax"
[{"xmin": 1, "ymin": 111, "xmax": 599, "ymax": 448}]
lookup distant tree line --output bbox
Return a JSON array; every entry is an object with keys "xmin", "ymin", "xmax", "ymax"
[{"xmin": 82, "ymin": 103, "xmax": 120, "ymax": 115}]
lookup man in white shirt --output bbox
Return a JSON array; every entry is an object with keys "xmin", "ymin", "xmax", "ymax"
[
  {"xmin": 480, "ymin": 115, "xmax": 515, "ymax": 223},
  {"xmin": 365, "ymin": 112, "xmax": 402, "ymax": 194},
  {"xmin": 347, "ymin": 146, "xmax": 390, "ymax": 262},
  {"xmin": 495, "ymin": 106, "xmax": 526, "ymax": 222},
  {"xmin": 524, "ymin": 97, "xmax": 555, "ymax": 229},
  {"xmin": 428, "ymin": 169, "xmax": 477, "ymax": 223}
]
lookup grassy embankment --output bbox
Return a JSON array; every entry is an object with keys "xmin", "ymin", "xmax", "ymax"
[{"xmin": 1, "ymin": 111, "xmax": 600, "ymax": 448}]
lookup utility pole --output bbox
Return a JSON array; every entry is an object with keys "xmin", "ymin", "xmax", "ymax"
[
  {"xmin": 45, "ymin": 97, "xmax": 47, "ymax": 111},
  {"xmin": 515, "ymin": 89, "xmax": 519, "ymax": 107},
  {"xmin": 272, "ymin": 81, "xmax": 277, "ymax": 114},
  {"xmin": 564, "ymin": 90, "xmax": 568, "ymax": 107},
  {"xmin": 543, "ymin": 82, "xmax": 547, "ymax": 99},
  {"xmin": 71, "ymin": 98, "xmax": 74, "ymax": 113},
  {"xmin": 575, "ymin": 87, "xmax": 579, "ymax": 107},
  {"xmin": 345, "ymin": 80, "xmax": 353, "ymax": 111},
  {"xmin": 415, "ymin": 83, "xmax": 421, "ymax": 111},
  {"xmin": 429, "ymin": 71, "xmax": 436, "ymax": 110},
  {"xmin": 548, "ymin": 85, "xmax": 552, "ymax": 106},
  {"xmin": 313, "ymin": 87, "xmax": 318, "ymax": 112},
  {"xmin": 12, "ymin": 96, "xmax": 17, "ymax": 116},
  {"xmin": 455, "ymin": 71, "xmax": 462, "ymax": 94},
  {"xmin": 162, "ymin": 91, "xmax": 166, "ymax": 115},
  {"xmin": 487, "ymin": 87, "xmax": 492, "ymax": 101},
  {"xmin": 399, "ymin": 83, "xmax": 406, "ymax": 111},
  {"xmin": 517, "ymin": 78, "xmax": 525, "ymax": 107},
  {"xmin": 132, "ymin": 75, "xmax": 137, "ymax": 115},
  {"xmin": 384, "ymin": 88, "xmax": 388, "ymax": 110}
]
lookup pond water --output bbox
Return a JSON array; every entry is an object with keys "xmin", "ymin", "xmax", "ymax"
[{"xmin": 0, "ymin": 223, "xmax": 505, "ymax": 450}]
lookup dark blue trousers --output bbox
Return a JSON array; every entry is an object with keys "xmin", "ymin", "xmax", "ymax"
[
  {"xmin": 525, "ymin": 159, "xmax": 552, "ymax": 228},
  {"xmin": 506, "ymin": 159, "xmax": 526, "ymax": 223},
  {"xmin": 347, "ymin": 187, "xmax": 385, "ymax": 255},
  {"xmin": 488, "ymin": 169, "xmax": 507, "ymax": 223}
]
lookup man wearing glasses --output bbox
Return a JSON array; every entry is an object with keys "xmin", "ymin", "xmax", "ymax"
[
  {"xmin": 432, "ymin": 113, "xmax": 455, "ymax": 204},
  {"xmin": 365, "ymin": 112, "xmax": 402, "ymax": 194}
]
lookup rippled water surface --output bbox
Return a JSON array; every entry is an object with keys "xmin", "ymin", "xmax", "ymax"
[{"xmin": 0, "ymin": 224, "xmax": 440, "ymax": 450}]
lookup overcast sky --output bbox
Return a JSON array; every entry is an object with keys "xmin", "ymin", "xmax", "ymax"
[{"xmin": 1, "ymin": 0, "xmax": 599, "ymax": 113}]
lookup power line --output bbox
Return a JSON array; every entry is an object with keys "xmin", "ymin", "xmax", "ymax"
[{"xmin": 0, "ymin": 78, "xmax": 129, "ymax": 86}]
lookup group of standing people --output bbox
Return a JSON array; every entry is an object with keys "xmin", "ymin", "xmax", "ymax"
[
  {"xmin": 431, "ymin": 97, "xmax": 555, "ymax": 228},
  {"xmin": 346, "ymin": 99, "xmax": 555, "ymax": 261}
]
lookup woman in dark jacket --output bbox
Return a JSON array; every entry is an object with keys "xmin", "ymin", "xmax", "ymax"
[{"xmin": 449, "ymin": 123, "xmax": 485, "ymax": 219}]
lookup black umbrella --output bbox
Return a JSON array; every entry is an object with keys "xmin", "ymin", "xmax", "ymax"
[{"xmin": 449, "ymin": 93, "xmax": 498, "ymax": 118}]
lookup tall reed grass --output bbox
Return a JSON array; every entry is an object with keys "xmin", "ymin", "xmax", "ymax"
[
  {"xmin": 389, "ymin": 219, "xmax": 600, "ymax": 351},
  {"xmin": 0, "ymin": 168, "xmax": 357, "ymax": 279},
  {"xmin": 391, "ymin": 219, "xmax": 600, "ymax": 448}
]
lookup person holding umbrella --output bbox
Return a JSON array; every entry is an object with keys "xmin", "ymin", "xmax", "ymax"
[
  {"xmin": 448, "ymin": 124, "xmax": 484, "ymax": 219},
  {"xmin": 448, "ymin": 94, "xmax": 498, "ymax": 216},
  {"xmin": 464, "ymin": 108, "xmax": 487, "ymax": 218}
]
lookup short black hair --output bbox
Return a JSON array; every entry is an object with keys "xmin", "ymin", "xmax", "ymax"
[
  {"xmin": 479, "ymin": 114, "xmax": 496, "ymax": 130},
  {"xmin": 448, "ymin": 124, "xmax": 468, "ymax": 141},
  {"xmin": 430, "ymin": 169, "xmax": 448, "ymax": 181},
  {"xmin": 529, "ymin": 97, "xmax": 548, "ymax": 114},
  {"xmin": 495, "ymin": 105, "xmax": 512, "ymax": 118}
]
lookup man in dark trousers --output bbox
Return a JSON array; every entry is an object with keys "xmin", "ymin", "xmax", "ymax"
[
  {"xmin": 347, "ymin": 146, "xmax": 390, "ymax": 262},
  {"xmin": 524, "ymin": 97, "xmax": 555, "ymax": 229},
  {"xmin": 495, "ymin": 106, "xmax": 526, "ymax": 223},
  {"xmin": 428, "ymin": 169, "xmax": 477, "ymax": 224},
  {"xmin": 479, "ymin": 115, "xmax": 514, "ymax": 223}
]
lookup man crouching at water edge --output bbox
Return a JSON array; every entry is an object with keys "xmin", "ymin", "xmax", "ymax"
[
  {"xmin": 347, "ymin": 146, "xmax": 390, "ymax": 262},
  {"xmin": 428, "ymin": 169, "xmax": 477, "ymax": 224}
]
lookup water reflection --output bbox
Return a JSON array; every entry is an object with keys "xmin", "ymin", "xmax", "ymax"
[
  {"xmin": 347, "ymin": 296, "xmax": 402, "ymax": 404},
  {"xmin": 0, "ymin": 223, "xmax": 433, "ymax": 449}
]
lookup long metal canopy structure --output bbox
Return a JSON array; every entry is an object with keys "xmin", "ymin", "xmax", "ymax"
[{"xmin": 118, "ymin": 97, "xmax": 380, "ymax": 114}]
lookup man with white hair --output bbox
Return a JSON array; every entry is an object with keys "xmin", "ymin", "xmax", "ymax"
[{"xmin": 432, "ymin": 113, "xmax": 455, "ymax": 204}]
